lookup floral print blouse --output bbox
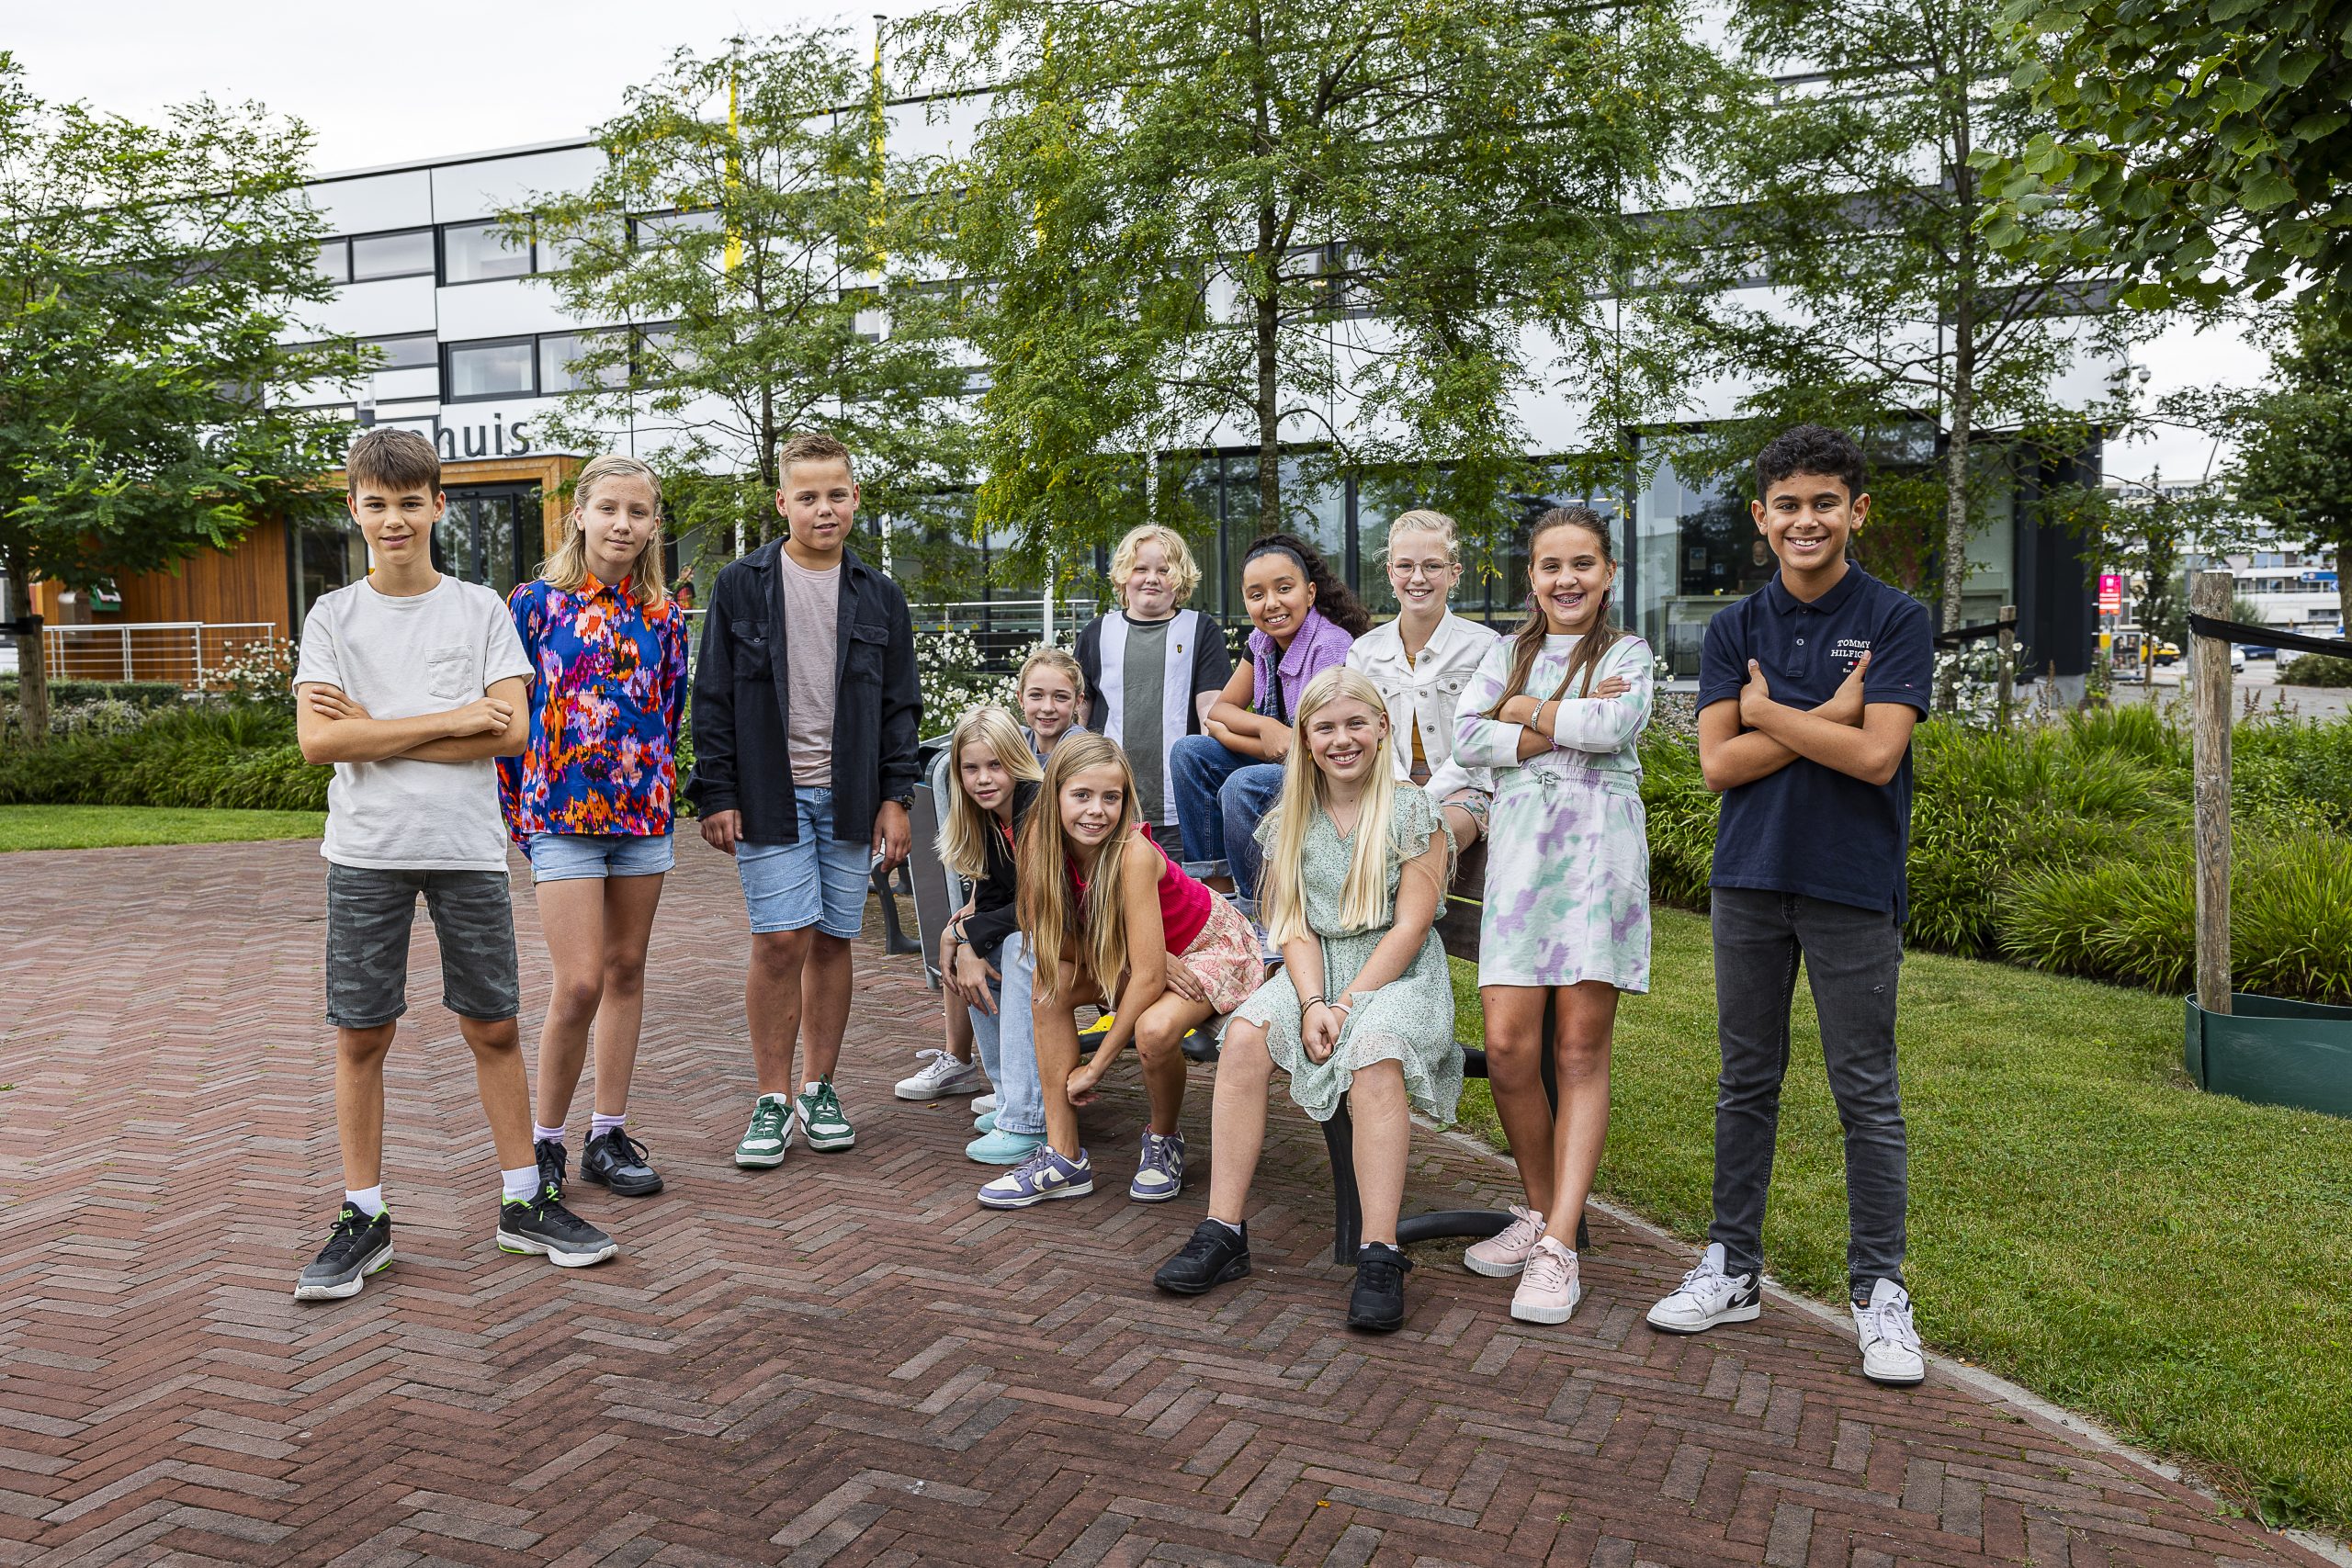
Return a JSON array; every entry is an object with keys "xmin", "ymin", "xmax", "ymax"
[{"xmin": 497, "ymin": 576, "xmax": 692, "ymax": 841}]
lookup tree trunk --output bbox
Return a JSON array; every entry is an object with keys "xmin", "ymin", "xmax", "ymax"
[
  {"xmin": 6, "ymin": 547, "xmax": 48, "ymax": 748},
  {"xmin": 1936, "ymin": 74, "xmax": 1976, "ymax": 712},
  {"xmin": 1250, "ymin": 18, "xmax": 1281, "ymax": 538},
  {"xmin": 2339, "ymin": 542, "xmax": 2352, "ymax": 640}
]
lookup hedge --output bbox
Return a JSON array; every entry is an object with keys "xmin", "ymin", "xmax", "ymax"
[
  {"xmin": 0, "ymin": 707, "xmax": 325, "ymax": 812},
  {"xmin": 0, "ymin": 679, "xmax": 186, "ymax": 710},
  {"xmin": 1640, "ymin": 705, "xmax": 2352, "ymax": 1003}
]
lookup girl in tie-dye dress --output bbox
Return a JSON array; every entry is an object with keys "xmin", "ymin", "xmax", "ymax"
[{"xmin": 1450, "ymin": 506, "xmax": 1652, "ymax": 1328}]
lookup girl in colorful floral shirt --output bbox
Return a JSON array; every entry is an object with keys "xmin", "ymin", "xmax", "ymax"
[{"xmin": 498, "ymin": 454, "xmax": 692, "ymax": 1208}]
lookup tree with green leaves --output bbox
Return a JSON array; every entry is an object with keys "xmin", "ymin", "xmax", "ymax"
[
  {"xmin": 516, "ymin": 28, "xmax": 971, "ymax": 566},
  {"xmin": 2216, "ymin": 303, "xmax": 2352, "ymax": 616},
  {"xmin": 1686, "ymin": 0, "xmax": 2132, "ymax": 693},
  {"xmin": 0, "ymin": 57, "xmax": 362, "ymax": 745},
  {"xmin": 907, "ymin": 0, "xmax": 1724, "ymax": 580},
  {"xmin": 1989, "ymin": 0, "xmax": 2352, "ymax": 326}
]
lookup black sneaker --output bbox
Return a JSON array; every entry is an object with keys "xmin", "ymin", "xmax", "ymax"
[
  {"xmin": 1153, "ymin": 1219, "xmax": 1251, "ymax": 1295},
  {"xmin": 496, "ymin": 1185, "xmax": 617, "ymax": 1268},
  {"xmin": 581, "ymin": 1128, "xmax": 663, "ymax": 1196},
  {"xmin": 1347, "ymin": 1242, "xmax": 1412, "ymax": 1333},
  {"xmin": 534, "ymin": 1136, "xmax": 568, "ymax": 1200},
  {"xmin": 294, "ymin": 1202, "xmax": 392, "ymax": 1302}
]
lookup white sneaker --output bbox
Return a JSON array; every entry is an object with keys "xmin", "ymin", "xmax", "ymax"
[
  {"xmin": 972, "ymin": 1093, "xmax": 999, "ymax": 1115},
  {"xmin": 1645, "ymin": 1243, "xmax": 1762, "ymax": 1335},
  {"xmin": 1852, "ymin": 1278, "xmax": 1926, "ymax": 1385},
  {"xmin": 894, "ymin": 1049, "xmax": 988, "ymax": 1100},
  {"xmin": 1463, "ymin": 1205, "xmax": 1545, "ymax": 1277}
]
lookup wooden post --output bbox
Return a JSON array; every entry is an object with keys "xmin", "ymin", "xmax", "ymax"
[
  {"xmin": 1996, "ymin": 604, "xmax": 2016, "ymax": 729},
  {"xmin": 2191, "ymin": 570, "xmax": 2233, "ymax": 1016}
]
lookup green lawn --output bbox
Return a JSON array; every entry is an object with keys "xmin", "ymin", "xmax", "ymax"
[
  {"xmin": 1450, "ymin": 909, "xmax": 2352, "ymax": 1532},
  {"xmin": 0, "ymin": 805, "xmax": 324, "ymax": 852}
]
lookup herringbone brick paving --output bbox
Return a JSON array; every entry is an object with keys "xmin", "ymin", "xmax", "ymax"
[{"xmin": 0, "ymin": 840, "xmax": 2328, "ymax": 1566}]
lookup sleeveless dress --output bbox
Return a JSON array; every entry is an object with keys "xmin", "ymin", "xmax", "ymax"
[{"xmin": 1232, "ymin": 784, "xmax": 1463, "ymax": 1125}]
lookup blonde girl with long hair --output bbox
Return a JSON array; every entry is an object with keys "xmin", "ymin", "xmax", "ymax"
[
  {"xmin": 1451, "ymin": 505, "xmax": 1654, "ymax": 1326},
  {"xmin": 1015, "ymin": 647, "xmax": 1085, "ymax": 762},
  {"xmin": 498, "ymin": 455, "xmax": 691, "ymax": 1207},
  {"xmin": 1149, "ymin": 667, "xmax": 1458, "ymax": 1330},
  {"xmin": 977, "ymin": 733, "xmax": 1263, "ymax": 1210},
  {"xmin": 898, "ymin": 706, "xmax": 1058, "ymax": 1167}
]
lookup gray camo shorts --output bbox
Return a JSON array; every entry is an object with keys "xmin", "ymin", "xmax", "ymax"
[{"xmin": 324, "ymin": 864, "xmax": 520, "ymax": 1029}]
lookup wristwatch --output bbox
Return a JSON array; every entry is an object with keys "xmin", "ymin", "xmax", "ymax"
[{"xmin": 888, "ymin": 791, "xmax": 916, "ymax": 810}]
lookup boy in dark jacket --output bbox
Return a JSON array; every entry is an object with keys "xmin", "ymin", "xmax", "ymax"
[{"xmin": 688, "ymin": 434, "xmax": 921, "ymax": 1168}]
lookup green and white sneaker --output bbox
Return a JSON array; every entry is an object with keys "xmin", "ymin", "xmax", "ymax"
[
  {"xmin": 735, "ymin": 1093, "xmax": 797, "ymax": 1168},
  {"xmin": 797, "ymin": 1077, "xmax": 854, "ymax": 1151}
]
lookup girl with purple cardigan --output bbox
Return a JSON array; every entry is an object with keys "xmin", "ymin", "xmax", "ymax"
[{"xmin": 1168, "ymin": 533, "xmax": 1371, "ymax": 917}]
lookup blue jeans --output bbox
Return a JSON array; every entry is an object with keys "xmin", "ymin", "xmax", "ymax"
[
  {"xmin": 1167, "ymin": 735, "xmax": 1283, "ymax": 907},
  {"xmin": 734, "ymin": 787, "xmax": 870, "ymax": 939},
  {"xmin": 967, "ymin": 931, "xmax": 1044, "ymax": 1136}
]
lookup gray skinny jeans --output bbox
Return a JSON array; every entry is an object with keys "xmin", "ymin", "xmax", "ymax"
[{"xmin": 1706, "ymin": 887, "xmax": 1908, "ymax": 1301}]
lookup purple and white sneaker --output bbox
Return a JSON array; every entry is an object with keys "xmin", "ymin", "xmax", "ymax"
[
  {"xmin": 1129, "ymin": 1132, "xmax": 1186, "ymax": 1202},
  {"xmin": 977, "ymin": 1145, "xmax": 1094, "ymax": 1209}
]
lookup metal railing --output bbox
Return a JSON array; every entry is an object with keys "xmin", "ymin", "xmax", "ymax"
[{"xmin": 40, "ymin": 622, "xmax": 279, "ymax": 687}]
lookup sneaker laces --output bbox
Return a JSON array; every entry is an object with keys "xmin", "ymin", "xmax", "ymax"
[
  {"xmin": 910, "ymin": 1049, "xmax": 960, "ymax": 1082},
  {"xmin": 747, "ymin": 1098, "xmax": 789, "ymax": 1142},
  {"xmin": 1674, "ymin": 1250, "xmax": 1733, "ymax": 1303},
  {"xmin": 328, "ymin": 1204, "xmax": 373, "ymax": 1241},
  {"xmin": 1858, "ymin": 1292, "xmax": 1919, "ymax": 1350},
  {"xmin": 1522, "ymin": 1242, "xmax": 1574, "ymax": 1294},
  {"xmin": 597, "ymin": 1128, "xmax": 650, "ymax": 1168},
  {"xmin": 807, "ymin": 1080, "xmax": 844, "ymax": 1122},
  {"xmin": 1176, "ymin": 1223, "xmax": 1238, "ymax": 1262},
  {"xmin": 1491, "ymin": 1206, "xmax": 1544, "ymax": 1250}
]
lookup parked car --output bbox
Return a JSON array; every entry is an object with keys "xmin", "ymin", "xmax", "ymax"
[
  {"xmin": 2232, "ymin": 644, "xmax": 2247, "ymax": 673},
  {"xmin": 2154, "ymin": 639, "xmax": 2182, "ymax": 666},
  {"xmin": 2242, "ymin": 645, "xmax": 2277, "ymax": 661}
]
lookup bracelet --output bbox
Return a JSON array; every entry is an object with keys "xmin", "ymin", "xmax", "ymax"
[{"xmin": 1301, "ymin": 993, "xmax": 1326, "ymax": 1010}]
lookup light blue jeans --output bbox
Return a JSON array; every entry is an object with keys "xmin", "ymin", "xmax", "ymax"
[{"xmin": 967, "ymin": 931, "xmax": 1044, "ymax": 1137}]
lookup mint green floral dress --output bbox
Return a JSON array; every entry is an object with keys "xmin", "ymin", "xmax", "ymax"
[{"xmin": 1234, "ymin": 784, "xmax": 1463, "ymax": 1125}]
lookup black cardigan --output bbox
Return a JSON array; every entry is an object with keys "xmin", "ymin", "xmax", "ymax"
[
  {"xmin": 958, "ymin": 778, "xmax": 1041, "ymax": 964},
  {"xmin": 685, "ymin": 540, "xmax": 922, "ymax": 846}
]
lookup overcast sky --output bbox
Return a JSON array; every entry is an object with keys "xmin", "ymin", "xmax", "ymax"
[{"xmin": 9, "ymin": 4, "xmax": 2266, "ymax": 483}]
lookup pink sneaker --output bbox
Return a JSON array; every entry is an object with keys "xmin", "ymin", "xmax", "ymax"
[
  {"xmin": 1464, "ymin": 1205, "xmax": 1545, "ymax": 1278},
  {"xmin": 1510, "ymin": 1236, "xmax": 1582, "ymax": 1324}
]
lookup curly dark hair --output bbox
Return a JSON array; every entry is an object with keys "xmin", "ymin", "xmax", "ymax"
[
  {"xmin": 1756, "ymin": 423, "xmax": 1867, "ymax": 502},
  {"xmin": 1240, "ymin": 531, "xmax": 1373, "ymax": 637}
]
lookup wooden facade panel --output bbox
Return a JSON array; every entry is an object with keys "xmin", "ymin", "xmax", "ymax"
[{"xmin": 117, "ymin": 520, "xmax": 291, "ymax": 633}]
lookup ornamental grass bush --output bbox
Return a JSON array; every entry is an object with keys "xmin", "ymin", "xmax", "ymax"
[
  {"xmin": 1635, "ymin": 706, "xmax": 2352, "ymax": 1003},
  {"xmin": 0, "ymin": 705, "xmax": 324, "ymax": 812}
]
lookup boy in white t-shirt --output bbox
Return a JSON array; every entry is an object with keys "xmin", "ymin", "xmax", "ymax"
[{"xmin": 289, "ymin": 428, "xmax": 616, "ymax": 1302}]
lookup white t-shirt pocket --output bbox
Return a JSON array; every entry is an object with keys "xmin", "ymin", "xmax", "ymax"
[{"xmin": 425, "ymin": 644, "xmax": 479, "ymax": 701}]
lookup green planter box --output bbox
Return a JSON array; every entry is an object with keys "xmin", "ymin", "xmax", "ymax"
[{"xmin": 2184, "ymin": 994, "xmax": 2352, "ymax": 1119}]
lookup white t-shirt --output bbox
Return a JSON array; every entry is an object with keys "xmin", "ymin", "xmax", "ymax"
[{"xmin": 293, "ymin": 575, "xmax": 535, "ymax": 872}]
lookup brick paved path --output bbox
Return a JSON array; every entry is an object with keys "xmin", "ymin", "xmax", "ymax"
[{"xmin": 0, "ymin": 841, "xmax": 2330, "ymax": 1567}]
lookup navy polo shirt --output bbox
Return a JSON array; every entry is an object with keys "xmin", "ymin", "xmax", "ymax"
[{"xmin": 1697, "ymin": 565, "xmax": 1933, "ymax": 920}]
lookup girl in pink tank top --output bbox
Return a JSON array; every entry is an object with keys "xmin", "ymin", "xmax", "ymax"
[{"xmin": 978, "ymin": 733, "xmax": 1263, "ymax": 1212}]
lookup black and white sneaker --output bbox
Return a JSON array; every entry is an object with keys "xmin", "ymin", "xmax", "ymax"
[
  {"xmin": 1645, "ymin": 1242, "xmax": 1762, "ymax": 1334},
  {"xmin": 581, "ymin": 1128, "xmax": 663, "ymax": 1196},
  {"xmin": 496, "ymin": 1186, "xmax": 617, "ymax": 1268},
  {"xmin": 294, "ymin": 1202, "xmax": 392, "ymax": 1302},
  {"xmin": 534, "ymin": 1136, "xmax": 568, "ymax": 1200}
]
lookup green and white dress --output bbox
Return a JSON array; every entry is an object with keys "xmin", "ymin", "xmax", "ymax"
[{"xmin": 1234, "ymin": 784, "xmax": 1463, "ymax": 1125}]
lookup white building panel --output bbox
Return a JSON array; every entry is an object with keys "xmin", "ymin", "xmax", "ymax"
[
  {"xmin": 430, "ymin": 145, "xmax": 604, "ymax": 225},
  {"xmin": 311, "ymin": 170, "xmax": 433, "ymax": 236},
  {"xmin": 435, "ymin": 277, "xmax": 584, "ymax": 341},
  {"xmin": 311, "ymin": 276, "xmax": 437, "ymax": 340}
]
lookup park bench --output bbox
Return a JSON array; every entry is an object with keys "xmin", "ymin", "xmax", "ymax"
[{"xmin": 907, "ymin": 744, "xmax": 1581, "ymax": 1263}]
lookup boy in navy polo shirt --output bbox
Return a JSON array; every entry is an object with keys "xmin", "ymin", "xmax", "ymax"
[{"xmin": 1644, "ymin": 423, "xmax": 1933, "ymax": 1387}]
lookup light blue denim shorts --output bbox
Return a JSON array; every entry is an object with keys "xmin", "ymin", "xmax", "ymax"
[
  {"xmin": 526, "ymin": 832, "xmax": 676, "ymax": 883},
  {"xmin": 733, "ymin": 787, "xmax": 870, "ymax": 939}
]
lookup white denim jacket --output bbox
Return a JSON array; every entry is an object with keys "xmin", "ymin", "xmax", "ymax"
[{"xmin": 1345, "ymin": 610, "xmax": 1501, "ymax": 800}]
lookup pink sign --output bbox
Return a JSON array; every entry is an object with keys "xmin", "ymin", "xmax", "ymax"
[{"xmin": 2098, "ymin": 573, "xmax": 2122, "ymax": 614}]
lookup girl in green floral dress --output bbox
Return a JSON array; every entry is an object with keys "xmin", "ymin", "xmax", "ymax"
[{"xmin": 1149, "ymin": 666, "xmax": 1458, "ymax": 1332}]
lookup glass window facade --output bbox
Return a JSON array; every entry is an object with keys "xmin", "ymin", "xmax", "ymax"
[
  {"xmin": 537, "ymin": 330, "xmax": 627, "ymax": 394},
  {"xmin": 445, "ymin": 338, "xmax": 535, "ymax": 401},
  {"xmin": 442, "ymin": 220, "xmax": 535, "ymax": 284},
  {"xmin": 348, "ymin": 229, "xmax": 435, "ymax": 281}
]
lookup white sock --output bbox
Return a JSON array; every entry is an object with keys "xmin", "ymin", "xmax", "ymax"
[
  {"xmin": 590, "ymin": 1112, "xmax": 626, "ymax": 1139},
  {"xmin": 1208, "ymin": 1215, "xmax": 1243, "ymax": 1238},
  {"xmin": 532, "ymin": 1122, "xmax": 566, "ymax": 1144},
  {"xmin": 344, "ymin": 1185, "xmax": 385, "ymax": 1218},
  {"xmin": 501, "ymin": 1165, "xmax": 539, "ymax": 1203},
  {"xmin": 802, "ymin": 1081, "xmax": 822, "ymax": 1098}
]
